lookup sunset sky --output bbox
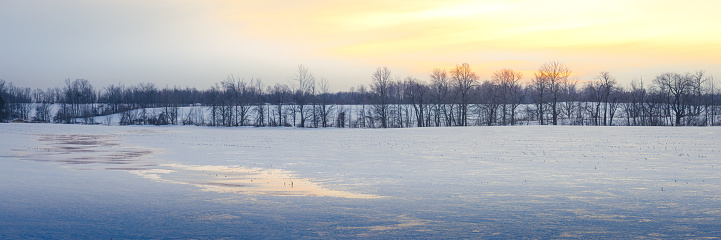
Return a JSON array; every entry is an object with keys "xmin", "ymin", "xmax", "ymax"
[{"xmin": 2, "ymin": 0, "xmax": 720, "ymax": 91}]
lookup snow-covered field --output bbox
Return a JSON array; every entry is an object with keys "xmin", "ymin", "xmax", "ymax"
[{"xmin": 1, "ymin": 123, "xmax": 720, "ymax": 238}]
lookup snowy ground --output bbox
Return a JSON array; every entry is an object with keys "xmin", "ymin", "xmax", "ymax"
[{"xmin": 1, "ymin": 123, "xmax": 720, "ymax": 238}]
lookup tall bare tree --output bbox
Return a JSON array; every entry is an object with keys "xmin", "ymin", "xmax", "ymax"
[
  {"xmin": 595, "ymin": 72, "xmax": 618, "ymax": 125},
  {"xmin": 559, "ymin": 78, "xmax": 579, "ymax": 125},
  {"xmin": 706, "ymin": 76, "xmax": 716, "ymax": 125},
  {"xmin": 253, "ymin": 79, "xmax": 265, "ymax": 127},
  {"xmin": 32, "ymin": 88, "xmax": 53, "ymax": 122},
  {"xmin": 534, "ymin": 61, "xmax": 571, "ymax": 125},
  {"xmin": 356, "ymin": 84, "xmax": 368, "ymax": 128},
  {"xmin": 430, "ymin": 68, "xmax": 451, "ymax": 126},
  {"xmin": 293, "ymin": 65, "xmax": 315, "ymax": 127},
  {"xmin": 318, "ymin": 78, "xmax": 334, "ymax": 127},
  {"xmin": 532, "ymin": 72, "xmax": 548, "ymax": 125},
  {"xmin": 371, "ymin": 66, "xmax": 392, "ymax": 128},
  {"xmin": 478, "ymin": 80, "xmax": 500, "ymax": 126},
  {"xmin": 102, "ymin": 84, "xmax": 125, "ymax": 114},
  {"xmin": 222, "ymin": 76, "xmax": 252, "ymax": 126},
  {"xmin": 492, "ymin": 69, "xmax": 523, "ymax": 125},
  {"xmin": 654, "ymin": 72, "xmax": 696, "ymax": 126},
  {"xmin": 404, "ymin": 77, "xmax": 428, "ymax": 127},
  {"xmin": 59, "ymin": 79, "xmax": 96, "ymax": 123},
  {"xmin": 451, "ymin": 63, "xmax": 478, "ymax": 126},
  {"xmin": 687, "ymin": 71, "xmax": 709, "ymax": 125},
  {"xmin": 269, "ymin": 83, "xmax": 290, "ymax": 126},
  {"xmin": 622, "ymin": 79, "xmax": 646, "ymax": 126},
  {"xmin": 583, "ymin": 79, "xmax": 605, "ymax": 126}
]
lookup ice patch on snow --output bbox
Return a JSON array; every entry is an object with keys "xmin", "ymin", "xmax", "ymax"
[
  {"xmin": 17, "ymin": 131, "xmax": 379, "ymax": 199},
  {"xmin": 130, "ymin": 163, "xmax": 381, "ymax": 198}
]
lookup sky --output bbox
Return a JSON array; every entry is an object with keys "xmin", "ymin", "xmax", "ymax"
[{"xmin": 2, "ymin": 0, "xmax": 720, "ymax": 91}]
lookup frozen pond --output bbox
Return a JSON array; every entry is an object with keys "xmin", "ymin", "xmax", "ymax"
[{"xmin": 2, "ymin": 123, "xmax": 721, "ymax": 238}]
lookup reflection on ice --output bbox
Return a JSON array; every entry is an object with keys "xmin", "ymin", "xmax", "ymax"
[
  {"xmin": 28, "ymin": 134, "xmax": 156, "ymax": 168},
  {"xmin": 131, "ymin": 164, "xmax": 380, "ymax": 199},
  {"xmin": 26, "ymin": 133, "xmax": 378, "ymax": 199}
]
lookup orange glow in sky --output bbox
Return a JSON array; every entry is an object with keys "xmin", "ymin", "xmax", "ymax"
[
  {"xmin": 216, "ymin": 0, "xmax": 721, "ymax": 84},
  {"xmin": 1, "ymin": 0, "xmax": 719, "ymax": 90}
]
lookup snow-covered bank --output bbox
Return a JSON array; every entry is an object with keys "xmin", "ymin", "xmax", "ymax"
[{"xmin": 1, "ymin": 123, "xmax": 720, "ymax": 238}]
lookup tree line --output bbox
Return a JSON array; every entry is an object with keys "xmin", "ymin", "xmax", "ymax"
[{"xmin": 1, "ymin": 62, "xmax": 718, "ymax": 127}]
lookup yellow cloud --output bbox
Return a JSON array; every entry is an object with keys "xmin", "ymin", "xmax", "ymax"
[{"xmin": 207, "ymin": 0, "xmax": 721, "ymax": 82}]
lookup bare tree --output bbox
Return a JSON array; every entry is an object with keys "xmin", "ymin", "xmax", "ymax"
[
  {"xmin": 207, "ymin": 83, "xmax": 222, "ymax": 126},
  {"xmin": 451, "ymin": 63, "xmax": 478, "ymax": 126},
  {"xmin": 269, "ymin": 83, "xmax": 290, "ymax": 126},
  {"xmin": 221, "ymin": 76, "xmax": 251, "ymax": 126},
  {"xmin": 595, "ymin": 72, "xmax": 618, "ymax": 125},
  {"xmin": 155, "ymin": 87, "xmax": 181, "ymax": 125},
  {"xmin": 532, "ymin": 71, "xmax": 548, "ymax": 125},
  {"xmin": 137, "ymin": 82, "xmax": 157, "ymax": 108},
  {"xmin": 336, "ymin": 106, "xmax": 346, "ymax": 128},
  {"xmin": 253, "ymin": 79, "xmax": 266, "ymax": 127},
  {"xmin": 559, "ymin": 78, "xmax": 579, "ymax": 125},
  {"xmin": 606, "ymin": 88, "xmax": 621, "ymax": 126},
  {"xmin": 310, "ymin": 79, "xmax": 319, "ymax": 128},
  {"xmin": 0, "ymin": 80, "xmax": 32, "ymax": 121},
  {"xmin": 706, "ymin": 76, "xmax": 717, "ymax": 125},
  {"xmin": 492, "ymin": 69, "xmax": 523, "ymax": 125},
  {"xmin": 318, "ymin": 78, "xmax": 334, "ymax": 127},
  {"xmin": 404, "ymin": 77, "xmax": 428, "ymax": 127},
  {"xmin": 430, "ymin": 68, "xmax": 452, "ymax": 126},
  {"xmin": 356, "ymin": 85, "xmax": 368, "ymax": 128},
  {"xmin": 535, "ymin": 61, "xmax": 571, "ymax": 125},
  {"xmin": 583, "ymin": 79, "xmax": 605, "ymax": 126},
  {"xmin": 371, "ymin": 66, "xmax": 392, "ymax": 128},
  {"xmin": 31, "ymin": 88, "xmax": 52, "ymax": 122},
  {"xmin": 654, "ymin": 72, "xmax": 695, "ymax": 126},
  {"xmin": 293, "ymin": 65, "xmax": 315, "ymax": 127},
  {"xmin": 102, "ymin": 84, "xmax": 125, "ymax": 114},
  {"xmin": 478, "ymin": 80, "xmax": 500, "ymax": 126},
  {"xmin": 391, "ymin": 77, "xmax": 408, "ymax": 128},
  {"xmin": 58, "ymin": 79, "xmax": 96, "ymax": 123},
  {"xmin": 622, "ymin": 79, "xmax": 646, "ymax": 126},
  {"xmin": 686, "ymin": 71, "xmax": 709, "ymax": 125}
]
